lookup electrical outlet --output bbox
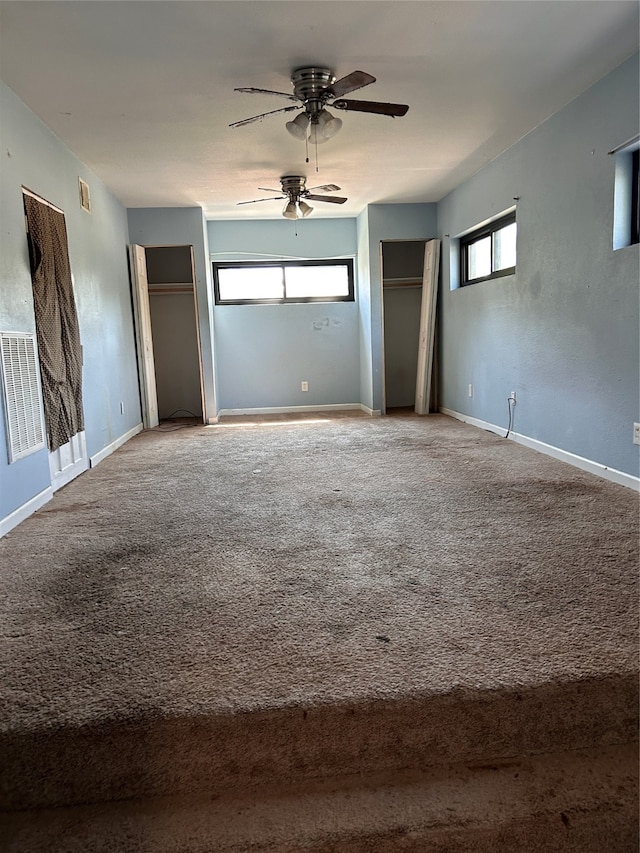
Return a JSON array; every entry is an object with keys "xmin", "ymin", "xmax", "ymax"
[
  {"xmin": 468, "ymin": 384, "xmax": 473, "ymax": 398},
  {"xmin": 509, "ymin": 391, "xmax": 517, "ymax": 403},
  {"xmin": 301, "ymin": 381, "xmax": 308, "ymax": 392},
  {"xmin": 633, "ymin": 423, "xmax": 640, "ymax": 445}
]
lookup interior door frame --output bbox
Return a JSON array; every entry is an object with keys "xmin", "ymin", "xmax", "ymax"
[
  {"xmin": 414, "ymin": 239, "xmax": 441, "ymax": 415},
  {"xmin": 128, "ymin": 244, "xmax": 159, "ymax": 429}
]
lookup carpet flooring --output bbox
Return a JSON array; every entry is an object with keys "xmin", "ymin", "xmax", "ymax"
[{"xmin": 0, "ymin": 412, "xmax": 638, "ymax": 846}]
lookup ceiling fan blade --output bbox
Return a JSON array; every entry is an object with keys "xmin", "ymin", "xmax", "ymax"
[
  {"xmin": 332, "ymin": 99, "xmax": 409, "ymax": 117},
  {"xmin": 328, "ymin": 70, "xmax": 376, "ymax": 99},
  {"xmin": 237, "ymin": 196, "xmax": 285, "ymax": 205},
  {"xmin": 234, "ymin": 87, "xmax": 299, "ymax": 102},
  {"xmin": 307, "ymin": 183, "xmax": 341, "ymax": 193},
  {"xmin": 257, "ymin": 187, "xmax": 284, "ymax": 194},
  {"xmin": 305, "ymin": 194, "xmax": 348, "ymax": 204},
  {"xmin": 229, "ymin": 105, "xmax": 301, "ymax": 128}
]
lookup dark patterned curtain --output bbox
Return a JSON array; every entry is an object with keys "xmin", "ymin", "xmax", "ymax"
[{"xmin": 23, "ymin": 194, "xmax": 84, "ymax": 451}]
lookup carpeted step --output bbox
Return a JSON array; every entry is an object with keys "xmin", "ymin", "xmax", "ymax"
[
  {"xmin": 1, "ymin": 415, "xmax": 638, "ymax": 848},
  {"xmin": 2, "ymin": 743, "xmax": 637, "ymax": 852},
  {"xmin": 1, "ymin": 673, "xmax": 637, "ymax": 811}
]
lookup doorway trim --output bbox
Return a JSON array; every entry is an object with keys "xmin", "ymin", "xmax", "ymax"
[{"xmin": 128, "ymin": 244, "xmax": 159, "ymax": 429}]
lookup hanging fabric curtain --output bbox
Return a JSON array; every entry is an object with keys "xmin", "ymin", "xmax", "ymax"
[{"xmin": 23, "ymin": 193, "xmax": 84, "ymax": 451}]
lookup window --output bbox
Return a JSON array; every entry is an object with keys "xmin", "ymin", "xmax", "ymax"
[
  {"xmin": 612, "ymin": 136, "xmax": 640, "ymax": 250},
  {"xmin": 213, "ymin": 259, "xmax": 354, "ymax": 305},
  {"xmin": 631, "ymin": 149, "xmax": 639, "ymax": 246},
  {"xmin": 460, "ymin": 212, "xmax": 517, "ymax": 286}
]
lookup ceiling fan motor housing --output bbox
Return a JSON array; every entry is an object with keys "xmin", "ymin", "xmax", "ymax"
[
  {"xmin": 292, "ymin": 67, "xmax": 335, "ymax": 118},
  {"xmin": 280, "ymin": 175, "xmax": 307, "ymax": 201}
]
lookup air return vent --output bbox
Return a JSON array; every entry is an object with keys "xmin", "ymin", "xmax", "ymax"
[
  {"xmin": 79, "ymin": 177, "xmax": 91, "ymax": 213},
  {"xmin": 0, "ymin": 332, "xmax": 46, "ymax": 462}
]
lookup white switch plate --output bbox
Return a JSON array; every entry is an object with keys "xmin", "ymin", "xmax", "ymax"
[
  {"xmin": 301, "ymin": 381, "xmax": 308, "ymax": 392},
  {"xmin": 633, "ymin": 423, "xmax": 640, "ymax": 445},
  {"xmin": 468, "ymin": 384, "xmax": 473, "ymax": 397}
]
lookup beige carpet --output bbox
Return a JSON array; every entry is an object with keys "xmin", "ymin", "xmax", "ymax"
[{"xmin": 0, "ymin": 412, "xmax": 637, "ymax": 847}]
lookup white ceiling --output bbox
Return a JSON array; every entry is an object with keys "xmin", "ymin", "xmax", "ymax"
[{"xmin": 1, "ymin": 1, "xmax": 638, "ymax": 220}]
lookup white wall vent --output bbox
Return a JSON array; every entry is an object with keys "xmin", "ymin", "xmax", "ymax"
[
  {"xmin": 79, "ymin": 177, "xmax": 91, "ymax": 213},
  {"xmin": 0, "ymin": 332, "xmax": 46, "ymax": 463}
]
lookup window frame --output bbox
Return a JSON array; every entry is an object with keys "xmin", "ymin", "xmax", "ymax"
[
  {"xmin": 212, "ymin": 258, "xmax": 355, "ymax": 306},
  {"xmin": 459, "ymin": 211, "xmax": 517, "ymax": 286},
  {"xmin": 631, "ymin": 148, "xmax": 639, "ymax": 246}
]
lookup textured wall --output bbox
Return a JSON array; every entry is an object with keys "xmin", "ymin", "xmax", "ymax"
[
  {"xmin": 437, "ymin": 54, "xmax": 640, "ymax": 477},
  {"xmin": 0, "ymin": 82, "xmax": 141, "ymax": 521},
  {"xmin": 208, "ymin": 218, "xmax": 360, "ymax": 411}
]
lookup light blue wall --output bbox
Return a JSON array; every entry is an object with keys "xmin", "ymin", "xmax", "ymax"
[
  {"xmin": 364, "ymin": 205, "xmax": 438, "ymax": 412},
  {"xmin": 438, "ymin": 54, "xmax": 640, "ymax": 477},
  {"xmin": 0, "ymin": 82, "xmax": 141, "ymax": 522},
  {"xmin": 127, "ymin": 207, "xmax": 217, "ymax": 421},
  {"xmin": 208, "ymin": 218, "xmax": 360, "ymax": 411}
]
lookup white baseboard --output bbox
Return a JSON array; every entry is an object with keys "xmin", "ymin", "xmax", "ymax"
[
  {"xmin": 89, "ymin": 423, "xmax": 143, "ymax": 468},
  {"xmin": 440, "ymin": 407, "xmax": 639, "ymax": 491},
  {"xmin": 359, "ymin": 405, "xmax": 382, "ymax": 417},
  {"xmin": 217, "ymin": 404, "xmax": 370, "ymax": 418},
  {"xmin": 0, "ymin": 486, "xmax": 53, "ymax": 538}
]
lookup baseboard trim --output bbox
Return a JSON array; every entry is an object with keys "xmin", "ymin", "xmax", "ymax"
[
  {"xmin": 360, "ymin": 404, "xmax": 382, "ymax": 417},
  {"xmin": 0, "ymin": 486, "xmax": 53, "ymax": 538},
  {"xmin": 89, "ymin": 423, "xmax": 143, "ymax": 468},
  {"xmin": 217, "ymin": 404, "xmax": 371, "ymax": 418},
  {"xmin": 440, "ymin": 407, "xmax": 639, "ymax": 491}
]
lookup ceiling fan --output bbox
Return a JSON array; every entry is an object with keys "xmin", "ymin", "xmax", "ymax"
[
  {"xmin": 230, "ymin": 67, "xmax": 409, "ymax": 144},
  {"xmin": 237, "ymin": 175, "xmax": 347, "ymax": 219}
]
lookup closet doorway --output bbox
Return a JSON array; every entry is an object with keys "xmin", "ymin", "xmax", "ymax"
[
  {"xmin": 129, "ymin": 244, "xmax": 204, "ymax": 426},
  {"xmin": 381, "ymin": 239, "xmax": 440, "ymax": 415}
]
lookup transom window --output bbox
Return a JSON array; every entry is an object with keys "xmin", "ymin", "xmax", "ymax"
[
  {"xmin": 213, "ymin": 259, "xmax": 355, "ymax": 305},
  {"xmin": 460, "ymin": 212, "xmax": 517, "ymax": 286}
]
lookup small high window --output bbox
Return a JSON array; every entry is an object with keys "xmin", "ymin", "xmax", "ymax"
[
  {"xmin": 213, "ymin": 259, "xmax": 355, "ymax": 305},
  {"xmin": 631, "ymin": 149, "xmax": 639, "ymax": 246},
  {"xmin": 612, "ymin": 136, "xmax": 640, "ymax": 250},
  {"xmin": 460, "ymin": 212, "xmax": 517, "ymax": 286}
]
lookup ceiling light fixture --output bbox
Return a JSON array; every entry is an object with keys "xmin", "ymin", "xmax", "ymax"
[
  {"xmin": 285, "ymin": 112, "xmax": 309, "ymax": 140},
  {"xmin": 317, "ymin": 109, "xmax": 342, "ymax": 139},
  {"xmin": 282, "ymin": 199, "xmax": 314, "ymax": 220},
  {"xmin": 286, "ymin": 108, "xmax": 343, "ymax": 145},
  {"xmin": 283, "ymin": 200, "xmax": 298, "ymax": 220}
]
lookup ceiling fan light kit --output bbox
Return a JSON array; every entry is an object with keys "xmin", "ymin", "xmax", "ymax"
[
  {"xmin": 283, "ymin": 200, "xmax": 298, "ymax": 220},
  {"xmin": 285, "ymin": 112, "xmax": 309, "ymax": 140}
]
